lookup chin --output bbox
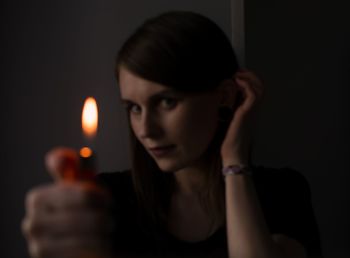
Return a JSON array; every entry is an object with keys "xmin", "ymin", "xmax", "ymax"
[{"xmin": 155, "ymin": 159, "xmax": 186, "ymax": 173}]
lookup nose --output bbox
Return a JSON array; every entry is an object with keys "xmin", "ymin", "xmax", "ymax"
[{"xmin": 137, "ymin": 109, "xmax": 162, "ymax": 140}]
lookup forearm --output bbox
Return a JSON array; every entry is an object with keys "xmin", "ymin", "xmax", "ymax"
[{"xmin": 225, "ymin": 173, "xmax": 283, "ymax": 258}]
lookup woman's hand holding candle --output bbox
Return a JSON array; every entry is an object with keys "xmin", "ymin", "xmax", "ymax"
[{"xmin": 21, "ymin": 147, "xmax": 114, "ymax": 258}]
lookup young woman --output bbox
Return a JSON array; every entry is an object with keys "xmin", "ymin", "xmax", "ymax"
[{"xmin": 22, "ymin": 11, "xmax": 322, "ymax": 258}]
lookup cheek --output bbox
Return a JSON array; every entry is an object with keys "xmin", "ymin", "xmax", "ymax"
[
  {"xmin": 129, "ymin": 118, "xmax": 137, "ymax": 136},
  {"xmin": 172, "ymin": 103, "xmax": 219, "ymax": 152},
  {"xmin": 129, "ymin": 117, "xmax": 142, "ymax": 142}
]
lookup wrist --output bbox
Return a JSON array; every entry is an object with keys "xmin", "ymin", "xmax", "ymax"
[
  {"xmin": 222, "ymin": 157, "xmax": 247, "ymax": 168},
  {"xmin": 222, "ymin": 164, "xmax": 252, "ymax": 177},
  {"xmin": 221, "ymin": 149, "xmax": 248, "ymax": 166}
]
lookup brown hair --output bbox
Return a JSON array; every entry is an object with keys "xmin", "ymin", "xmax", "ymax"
[{"xmin": 115, "ymin": 11, "xmax": 239, "ymax": 228}]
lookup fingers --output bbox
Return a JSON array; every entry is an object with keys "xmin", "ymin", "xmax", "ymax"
[
  {"xmin": 23, "ymin": 209, "xmax": 114, "ymax": 239},
  {"xmin": 24, "ymin": 184, "xmax": 111, "ymax": 218},
  {"xmin": 235, "ymin": 70, "xmax": 264, "ymax": 102},
  {"xmin": 26, "ymin": 235, "xmax": 112, "ymax": 258},
  {"xmin": 235, "ymin": 70, "xmax": 264, "ymax": 97},
  {"xmin": 45, "ymin": 147, "xmax": 79, "ymax": 182},
  {"xmin": 24, "ymin": 147, "xmax": 111, "ymax": 258},
  {"xmin": 22, "ymin": 184, "xmax": 114, "ymax": 258},
  {"xmin": 23, "ymin": 184, "xmax": 112, "ymax": 234},
  {"xmin": 233, "ymin": 70, "xmax": 264, "ymax": 116}
]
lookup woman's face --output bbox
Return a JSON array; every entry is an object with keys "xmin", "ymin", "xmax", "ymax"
[{"xmin": 119, "ymin": 67, "xmax": 222, "ymax": 172}]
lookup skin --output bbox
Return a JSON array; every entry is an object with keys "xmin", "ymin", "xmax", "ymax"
[
  {"xmin": 118, "ymin": 66, "xmax": 236, "ymax": 242},
  {"xmin": 119, "ymin": 67, "xmax": 307, "ymax": 258},
  {"xmin": 118, "ymin": 66, "xmax": 235, "ymax": 193},
  {"xmin": 22, "ymin": 67, "xmax": 307, "ymax": 258},
  {"xmin": 22, "ymin": 149, "xmax": 114, "ymax": 258},
  {"xmin": 218, "ymin": 71, "xmax": 307, "ymax": 258}
]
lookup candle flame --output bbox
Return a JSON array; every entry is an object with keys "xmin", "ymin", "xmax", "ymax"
[{"xmin": 82, "ymin": 97, "xmax": 98, "ymax": 138}]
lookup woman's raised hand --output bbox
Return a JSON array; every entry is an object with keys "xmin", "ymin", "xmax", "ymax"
[
  {"xmin": 220, "ymin": 70, "xmax": 264, "ymax": 167},
  {"xmin": 21, "ymin": 148, "xmax": 114, "ymax": 258}
]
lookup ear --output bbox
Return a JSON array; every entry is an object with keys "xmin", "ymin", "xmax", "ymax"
[{"xmin": 218, "ymin": 78, "xmax": 238, "ymax": 107}]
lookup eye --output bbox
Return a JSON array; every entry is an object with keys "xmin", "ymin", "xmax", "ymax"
[
  {"xmin": 126, "ymin": 104, "xmax": 141, "ymax": 114},
  {"xmin": 160, "ymin": 97, "xmax": 177, "ymax": 109}
]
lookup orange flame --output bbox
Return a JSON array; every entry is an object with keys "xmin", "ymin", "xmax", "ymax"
[
  {"xmin": 80, "ymin": 147, "xmax": 92, "ymax": 158},
  {"xmin": 82, "ymin": 97, "xmax": 98, "ymax": 138}
]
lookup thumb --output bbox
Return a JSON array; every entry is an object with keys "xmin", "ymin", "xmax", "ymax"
[{"xmin": 45, "ymin": 147, "xmax": 80, "ymax": 182}]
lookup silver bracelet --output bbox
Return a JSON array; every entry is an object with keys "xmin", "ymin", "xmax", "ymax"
[{"xmin": 222, "ymin": 165, "xmax": 252, "ymax": 177}]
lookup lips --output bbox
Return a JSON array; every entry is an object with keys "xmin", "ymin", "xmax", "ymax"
[
  {"xmin": 148, "ymin": 145, "xmax": 175, "ymax": 157},
  {"xmin": 149, "ymin": 145, "xmax": 174, "ymax": 151}
]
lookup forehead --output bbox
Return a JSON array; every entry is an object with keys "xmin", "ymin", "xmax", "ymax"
[{"xmin": 119, "ymin": 67, "xmax": 170, "ymax": 102}]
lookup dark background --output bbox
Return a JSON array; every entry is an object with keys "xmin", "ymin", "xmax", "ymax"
[
  {"xmin": 246, "ymin": 1, "xmax": 350, "ymax": 257},
  {"xmin": 1, "ymin": 0, "xmax": 349, "ymax": 258}
]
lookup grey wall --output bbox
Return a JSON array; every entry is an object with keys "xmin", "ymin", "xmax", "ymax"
[
  {"xmin": 1, "ymin": 1, "xmax": 231, "ymax": 257},
  {"xmin": 246, "ymin": 0, "xmax": 350, "ymax": 257}
]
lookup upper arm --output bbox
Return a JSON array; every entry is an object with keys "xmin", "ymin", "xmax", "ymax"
[
  {"xmin": 278, "ymin": 169, "xmax": 323, "ymax": 258},
  {"xmin": 255, "ymin": 168, "xmax": 323, "ymax": 258}
]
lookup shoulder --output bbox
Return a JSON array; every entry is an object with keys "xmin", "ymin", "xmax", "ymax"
[
  {"xmin": 251, "ymin": 166, "xmax": 310, "ymax": 197},
  {"xmin": 251, "ymin": 166, "xmax": 323, "ymax": 257},
  {"xmin": 250, "ymin": 165, "xmax": 312, "ymax": 217},
  {"xmin": 251, "ymin": 165, "xmax": 308, "ymax": 184}
]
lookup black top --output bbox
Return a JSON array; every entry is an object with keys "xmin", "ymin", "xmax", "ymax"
[{"xmin": 96, "ymin": 166, "xmax": 323, "ymax": 258}]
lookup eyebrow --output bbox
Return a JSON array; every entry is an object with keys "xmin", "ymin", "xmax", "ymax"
[{"xmin": 120, "ymin": 89, "xmax": 181, "ymax": 104}]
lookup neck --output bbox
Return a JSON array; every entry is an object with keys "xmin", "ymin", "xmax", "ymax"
[{"xmin": 173, "ymin": 157, "xmax": 211, "ymax": 196}]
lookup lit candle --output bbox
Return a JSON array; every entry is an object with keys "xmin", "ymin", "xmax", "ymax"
[{"xmin": 79, "ymin": 97, "xmax": 98, "ymax": 180}]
